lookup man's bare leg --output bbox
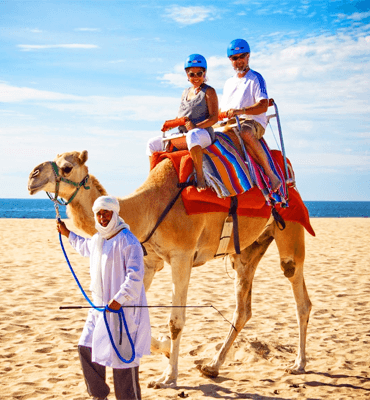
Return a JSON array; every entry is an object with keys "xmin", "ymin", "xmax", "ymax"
[{"xmin": 240, "ymin": 128, "xmax": 281, "ymax": 191}]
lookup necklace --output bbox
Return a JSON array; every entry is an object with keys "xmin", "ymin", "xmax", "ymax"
[{"xmin": 194, "ymin": 83, "xmax": 204, "ymax": 95}]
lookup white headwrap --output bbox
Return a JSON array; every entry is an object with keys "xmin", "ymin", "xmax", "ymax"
[{"xmin": 90, "ymin": 196, "xmax": 130, "ymax": 307}]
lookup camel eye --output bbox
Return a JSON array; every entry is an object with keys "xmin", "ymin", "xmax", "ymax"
[{"xmin": 62, "ymin": 166, "xmax": 72, "ymax": 174}]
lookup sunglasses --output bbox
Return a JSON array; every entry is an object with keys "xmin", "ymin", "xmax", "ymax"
[
  {"xmin": 229, "ymin": 53, "xmax": 247, "ymax": 61},
  {"xmin": 187, "ymin": 71, "xmax": 204, "ymax": 78}
]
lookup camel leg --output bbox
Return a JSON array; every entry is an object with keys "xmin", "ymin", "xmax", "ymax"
[
  {"xmin": 143, "ymin": 250, "xmax": 171, "ymax": 358},
  {"xmin": 143, "ymin": 251, "xmax": 164, "ymax": 292},
  {"xmin": 274, "ymin": 221, "xmax": 311, "ymax": 374},
  {"xmin": 148, "ymin": 256, "xmax": 193, "ymax": 388},
  {"xmin": 200, "ymin": 227, "xmax": 274, "ymax": 378}
]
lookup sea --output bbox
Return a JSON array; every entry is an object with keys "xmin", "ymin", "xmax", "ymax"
[{"xmin": 0, "ymin": 198, "xmax": 369, "ymax": 218}]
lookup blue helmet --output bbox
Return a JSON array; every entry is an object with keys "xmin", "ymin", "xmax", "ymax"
[
  {"xmin": 184, "ymin": 54, "xmax": 207, "ymax": 70},
  {"xmin": 227, "ymin": 39, "xmax": 250, "ymax": 57}
]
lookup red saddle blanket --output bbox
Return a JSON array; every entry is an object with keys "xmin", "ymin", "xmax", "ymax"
[{"xmin": 151, "ymin": 150, "xmax": 315, "ymax": 236}]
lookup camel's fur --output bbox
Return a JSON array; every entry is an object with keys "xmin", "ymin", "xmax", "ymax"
[{"xmin": 28, "ymin": 150, "xmax": 311, "ymax": 387}]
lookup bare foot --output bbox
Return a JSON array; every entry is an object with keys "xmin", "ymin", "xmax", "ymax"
[
  {"xmin": 196, "ymin": 177, "xmax": 207, "ymax": 192},
  {"xmin": 269, "ymin": 174, "xmax": 282, "ymax": 192}
]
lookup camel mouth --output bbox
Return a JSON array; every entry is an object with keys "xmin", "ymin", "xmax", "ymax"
[
  {"xmin": 28, "ymin": 185, "xmax": 42, "ymax": 195},
  {"xmin": 28, "ymin": 179, "xmax": 49, "ymax": 195}
]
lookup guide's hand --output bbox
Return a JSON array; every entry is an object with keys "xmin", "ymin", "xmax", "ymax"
[
  {"xmin": 107, "ymin": 299, "xmax": 122, "ymax": 312},
  {"xmin": 57, "ymin": 220, "xmax": 70, "ymax": 238}
]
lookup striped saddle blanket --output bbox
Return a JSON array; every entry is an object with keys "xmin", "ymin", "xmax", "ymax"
[{"xmin": 202, "ymin": 132, "xmax": 287, "ymax": 205}]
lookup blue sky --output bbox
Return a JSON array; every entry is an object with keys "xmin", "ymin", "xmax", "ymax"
[{"xmin": 1, "ymin": 0, "xmax": 369, "ymax": 201}]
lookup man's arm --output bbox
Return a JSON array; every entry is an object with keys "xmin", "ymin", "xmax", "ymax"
[
  {"xmin": 227, "ymin": 98, "xmax": 269, "ymax": 118},
  {"xmin": 112, "ymin": 242, "xmax": 144, "ymax": 306},
  {"xmin": 57, "ymin": 220, "xmax": 92, "ymax": 257}
]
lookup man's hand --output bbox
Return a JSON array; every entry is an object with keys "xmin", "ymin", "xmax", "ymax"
[
  {"xmin": 226, "ymin": 109, "xmax": 238, "ymax": 118},
  {"xmin": 57, "ymin": 220, "xmax": 70, "ymax": 238},
  {"xmin": 107, "ymin": 299, "xmax": 122, "ymax": 311}
]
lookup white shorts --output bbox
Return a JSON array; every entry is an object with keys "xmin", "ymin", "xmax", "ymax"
[{"xmin": 146, "ymin": 128, "xmax": 212, "ymax": 156}]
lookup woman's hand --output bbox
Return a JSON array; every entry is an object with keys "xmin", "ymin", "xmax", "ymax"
[{"xmin": 184, "ymin": 119, "xmax": 195, "ymax": 131}]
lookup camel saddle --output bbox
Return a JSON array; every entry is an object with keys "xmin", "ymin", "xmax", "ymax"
[{"xmin": 150, "ymin": 147, "xmax": 315, "ymax": 238}]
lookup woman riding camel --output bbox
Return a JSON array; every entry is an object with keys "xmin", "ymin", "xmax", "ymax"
[{"xmin": 146, "ymin": 54, "xmax": 219, "ymax": 191}]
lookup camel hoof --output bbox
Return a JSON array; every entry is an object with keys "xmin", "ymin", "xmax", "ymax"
[
  {"xmin": 285, "ymin": 366, "xmax": 305, "ymax": 375},
  {"xmin": 147, "ymin": 381, "xmax": 161, "ymax": 389},
  {"xmin": 147, "ymin": 380, "xmax": 177, "ymax": 389},
  {"xmin": 196, "ymin": 364, "xmax": 219, "ymax": 378}
]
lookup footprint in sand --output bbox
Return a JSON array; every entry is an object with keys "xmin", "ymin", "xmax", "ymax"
[{"xmin": 35, "ymin": 347, "xmax": 53, "ymax": 354}]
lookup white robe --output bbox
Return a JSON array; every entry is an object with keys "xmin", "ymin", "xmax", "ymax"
[{"xmin": 69, "ymin": 229, "xmax": 151, "ymax": 369}]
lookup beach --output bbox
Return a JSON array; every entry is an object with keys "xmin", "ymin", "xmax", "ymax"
[{"xmin": 1, "ymin": 218, "xmax": 370, "ymax": 399}]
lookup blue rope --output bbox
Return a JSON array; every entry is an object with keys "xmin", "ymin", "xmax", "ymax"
[
  {"xmin": 104, "ymin": 306, "xmax": 136, "ymax": 363},
  {"xmin": 58, "ymin": 230, "xmax": 136, "ymax": 363}
]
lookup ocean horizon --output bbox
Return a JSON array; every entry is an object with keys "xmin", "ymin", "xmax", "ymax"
[{"xmin": 0, "ymin": 198, "xmax": 369, "ymax": 219}]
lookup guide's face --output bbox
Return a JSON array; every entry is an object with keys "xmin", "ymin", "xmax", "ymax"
[{"xmin": 96, "ymin": 209, "xmax": 113, "ymax": 227}]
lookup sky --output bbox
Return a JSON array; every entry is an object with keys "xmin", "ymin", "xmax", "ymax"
[{"xmin": 1, "ymin": 0, "xmax": 369, "ymax": 201}]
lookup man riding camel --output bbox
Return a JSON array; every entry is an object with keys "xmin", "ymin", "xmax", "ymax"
[{"xmin": 220, "ymin": 38, "xmax": 282, "ymax": 192}]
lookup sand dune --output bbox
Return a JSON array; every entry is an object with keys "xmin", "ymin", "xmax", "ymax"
[{"xmin": 1, "ymin": 218, "xmax": 370, "ymax": 399}]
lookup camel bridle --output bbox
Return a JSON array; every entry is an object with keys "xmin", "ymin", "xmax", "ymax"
[{"xmin": 46, "ymin": 161, "xmax": 90, "ymax": 206}]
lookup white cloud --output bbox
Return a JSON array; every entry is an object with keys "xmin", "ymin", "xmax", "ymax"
[
  {"xmin": 164, "ymin": 5, "xmax": 219, "ymax": 26},
  {"xmin": 108, "ymin": 59, "xmax": 126, "ymax": 64},
  {"xmin": 0, "ymin": 82, "xmax": 178, "ymax": 122},
  {"xmin": 293, "ymin": 152, "xmax": 370, "ymax": 168},
  {"xmin": 75, "ymin": 28, "xmax": 101, "ymax": 32},
  {"xmin": 43, "ymin": 95, "xmax": 179, "ymax": 122},
  {"xmin": 337, "ymin": 11, "xmax": 370, "ymax": 21},
  {"xmin": 0, "ymin": 82, "xmax": 78, "ymax": 102},
  {"xmin": 17, "ymin": 44, "xmax": 99, "ymax": 51}
]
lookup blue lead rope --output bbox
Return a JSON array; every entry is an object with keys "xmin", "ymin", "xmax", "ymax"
[
  {"xmin": 58, "ymin": 228, "xmax": 136, "ymax": 363},
  {"xmin": 104, "ymin": 306, "xmax": 136, "ymax": 363}
]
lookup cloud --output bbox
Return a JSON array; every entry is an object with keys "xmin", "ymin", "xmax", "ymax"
[
  {"xmin": 164, "ymin": 5, "xmax": 219, "ymax": 25},
  {"xmin": 17, "ymin": 44, "xmax": 99, "ymax": 51},
  {"xmin": 0, "ymin": 82, "xmax": 178, "ymax": 122},
  {"xmin": 293, "ymin": 152, "xmax": 370, "ymax": 168},
  {"xmin": 337, "ymin": 11, "xmax": 370, "ymax": 21},
  {"xmin": 108, "ymin": 59, "xmax": 126, "ymax": 64},
  {"xmin": 75, "ymin": 28, "xmax": 101, "ymax": 32},
  {"xmin": 0, "ymin": 82, "xmax": 78, "ymax": 103},
  {"xmin": 43, "ymin": 95, "xmax": 179, "ymax": 122}
]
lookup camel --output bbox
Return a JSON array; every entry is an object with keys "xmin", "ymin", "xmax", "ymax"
[{"xmin": 28, "ymin": 149, "xmax": 312, "ymax": 387}]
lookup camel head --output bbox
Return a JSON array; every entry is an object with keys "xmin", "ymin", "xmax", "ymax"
[{"xmin": 28, "ymin": 150, "xmax": 89, "ymax": 200}]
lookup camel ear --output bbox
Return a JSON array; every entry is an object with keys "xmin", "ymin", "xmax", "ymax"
[{"xmin": 79, "ymin": 150, "xmax": 88, "ymax": 165}]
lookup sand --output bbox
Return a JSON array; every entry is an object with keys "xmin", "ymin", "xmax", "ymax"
[{"xmin": 1, "ymin": 217, "xmax": 370, "ymax": 399}]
